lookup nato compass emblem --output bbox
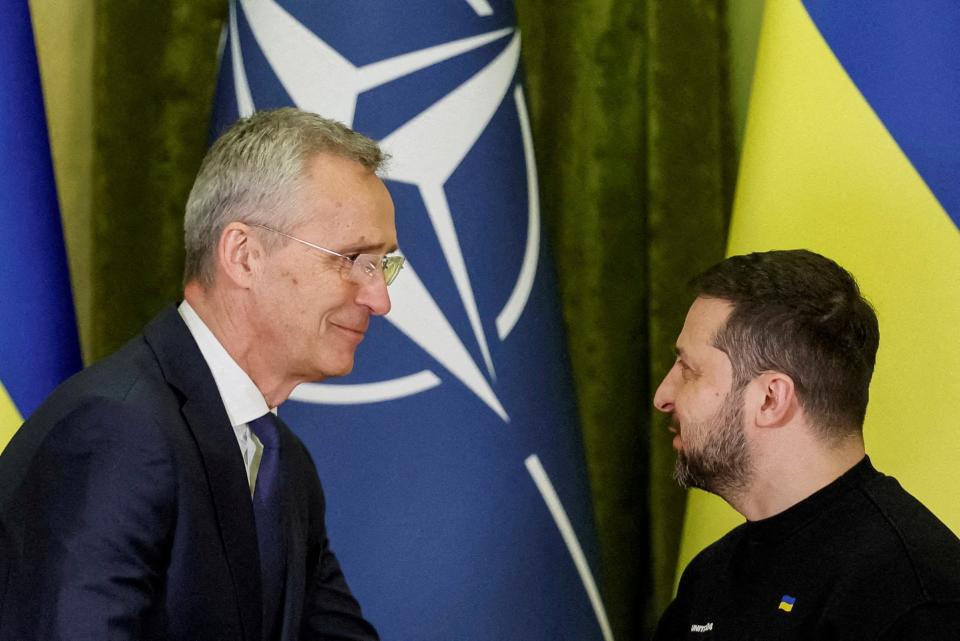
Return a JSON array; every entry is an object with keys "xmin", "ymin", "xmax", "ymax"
[
  {"xmin": 216, "ymin": 2, "xmax": 611, "ymax": 639},
  {"xmin": 224, "ymin": 0, "xmax": 535, "ymax": 421}
]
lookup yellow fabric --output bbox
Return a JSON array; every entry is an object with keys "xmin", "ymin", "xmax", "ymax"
[
  {"xmin": 676, "ymin": 0, "xmax": 960, "ymax": 582},
  {"xmin": 0, "ymin": 380, "xmax": 23, "ymax": 452}
]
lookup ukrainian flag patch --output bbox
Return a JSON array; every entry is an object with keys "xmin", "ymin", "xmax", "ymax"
[{"xmin": 778, "ymin": 595, "xmax": 796, "ymax": 613}]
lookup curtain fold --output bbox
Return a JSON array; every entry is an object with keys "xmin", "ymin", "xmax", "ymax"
[
  {"xmin": 91, "ymin": 0, "xmax": 225, "ymax": 359},
  {"xmin": 515, "ymin": 2, "xmax": 647, "ymax": 638},
  {"xmin": 643, "ymin": 2, "xmax": 734, "ymax": 630}
]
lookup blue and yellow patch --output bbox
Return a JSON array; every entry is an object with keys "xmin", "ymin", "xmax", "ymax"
[{"xmin": 778, "ymin": 595, "xmax": 796, "ymax": 613}]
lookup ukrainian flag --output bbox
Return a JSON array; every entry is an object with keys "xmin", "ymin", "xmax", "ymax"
[
  {"xmin": 0, "ymin": 3, "xmax": 81, "ymax": 448},
  {"xmin": 779, "ymin": 595, "xmax": 796, "ymax": 613},
  {"xmin": 676, "ymin": 0, "xmax": 960, "ymax": 574}
]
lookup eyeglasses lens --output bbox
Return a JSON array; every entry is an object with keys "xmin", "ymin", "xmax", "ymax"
[{"xmin": 346, "ymin": 254, "xmax": 404, "ymax": 286}]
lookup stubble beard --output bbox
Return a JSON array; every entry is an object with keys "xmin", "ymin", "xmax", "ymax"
[{"xmin": 673, "ymin": 387, "xmax": 752, "ymax": 499}]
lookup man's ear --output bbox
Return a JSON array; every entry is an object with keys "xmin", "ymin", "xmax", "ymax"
[
  {"xmin": 218, "ymin": 222, "xmax": 262, "ymax": 288},
  {"xmin": 753, "ymin": 371, "xmax": 798, "ymax": 428}
]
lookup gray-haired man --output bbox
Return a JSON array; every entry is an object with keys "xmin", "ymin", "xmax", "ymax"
[{"xmin": 0, "ymin": 108, "xmax": 403, "ymax": 641}]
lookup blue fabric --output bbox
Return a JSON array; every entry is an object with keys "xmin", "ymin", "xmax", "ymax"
[
  {"xmin": 215, "ymin": 3, "xmax": 606, "ymax": 637},
  {"xmin": 802, "ymin": 0, "xmax": 960, "ymax": 230},
  {"xmin": 0, "ymin": 1, "xmax": 81, "ymax": 417}
]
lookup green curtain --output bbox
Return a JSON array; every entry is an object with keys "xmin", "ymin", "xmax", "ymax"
[
  {"xmin": 640, "ymin": 3, "xmax": 734, "ymax": 633},
  {"xmin": 91, "ymin": 2, "xmax": 734, "ymax": 638},
  {"xmin": 517, "ymin": 2, "xmax": 734, "ymax": 638},
  {"xmin": 91, "ymin": 1, "xmax": 224, "ymax": 357}
]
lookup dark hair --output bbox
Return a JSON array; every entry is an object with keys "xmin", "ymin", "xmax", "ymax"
[{"xmin": 693, "ymin": 249, "xmax": 879, "ymax": 437}]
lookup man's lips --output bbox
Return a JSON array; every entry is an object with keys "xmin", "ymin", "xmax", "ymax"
[
  {"xmin": 669, "ymin": 420, "xmax": 682, "ymax": 449},
  {"xmin": 331, "ymin": 322, "xmax": 367, "ymax": 341}
]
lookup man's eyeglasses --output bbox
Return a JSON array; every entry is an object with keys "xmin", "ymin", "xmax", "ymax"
[{"xmin": 251, "ymin": 223, "xmax": 404, "ymax": 286}]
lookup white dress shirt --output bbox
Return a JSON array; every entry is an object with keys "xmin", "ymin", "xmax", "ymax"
[{"xmin": 178, "ymin": 301, "xmax": 273, "ymax": 493}]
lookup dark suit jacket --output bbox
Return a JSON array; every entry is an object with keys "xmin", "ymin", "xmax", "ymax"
[{"xmin": 0, "ymin": 306, "xmax": 378, "ymax": 641}]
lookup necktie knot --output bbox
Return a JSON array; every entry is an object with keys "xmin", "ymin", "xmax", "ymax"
[{"xmin": 249, "ymin": 412, "xmax": 280, "ymax": 449}]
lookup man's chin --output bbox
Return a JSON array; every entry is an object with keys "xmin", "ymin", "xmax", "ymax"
[
  {"xmin": 673, "ymin": 462, "xmax": 697, "ymax": 490},
  {"xmin": 324, "ymin": 361, "xmax": 355, "ymax": 378},
  {"xmin": 307, "ymin": 355, "xmax": 356, "ymax": 381},
  {"xmin": 673, "ymin": 451, "xmax": 710, "ymax": 491}
]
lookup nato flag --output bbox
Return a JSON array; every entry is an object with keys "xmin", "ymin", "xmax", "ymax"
[
  {"xmin": 213, "ymin": 2, "xmax": 612, "ymax": 638},
  {"xmin": 0, "ymin": 2, "xmax": 81, "ymax": 443}
]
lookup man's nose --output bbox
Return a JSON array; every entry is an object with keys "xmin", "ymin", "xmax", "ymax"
[
  {"xmin": 357, "ymin": 276, "xmax": 392, "ymax": 316},
  {"xmin": 653, "ymin": 367, "xmax": 676, "ymax": 413}
]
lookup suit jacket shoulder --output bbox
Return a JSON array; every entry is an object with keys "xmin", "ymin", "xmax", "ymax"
[{"xmin": 0, "ymin": 306, "xmax": 264, "ymax": 641}]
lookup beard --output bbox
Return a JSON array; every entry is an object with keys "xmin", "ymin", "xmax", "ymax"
[{"xmin": 673, "ymin": 387, "xmax": 752, "ymax": 498}]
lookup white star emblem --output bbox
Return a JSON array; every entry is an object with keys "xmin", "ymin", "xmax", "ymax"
[{"xmin": 230, "ymin": 0, "xmax": 541, "ymax": 422}]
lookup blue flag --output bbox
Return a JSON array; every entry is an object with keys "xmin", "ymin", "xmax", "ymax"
[
  {"xmin": 213, "ymin": 2, "xmax": 612, "ymax": 639},
  {"xmin": 0, "ymin": 2, "xmax": 82, "ymax": 447}
]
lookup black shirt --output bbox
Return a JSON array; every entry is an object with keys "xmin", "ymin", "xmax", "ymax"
[{"xmin": 654, "ymin": 457, "xmax": 960, "ymax": 640}]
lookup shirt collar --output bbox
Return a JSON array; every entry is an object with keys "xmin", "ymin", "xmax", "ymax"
[
  {"xmin": 744, "ymin": 455, "xmax": 874, "ymax": 544},
  {"xmin": 178, "ymin": 300, "xmax": 272, "ymax": 427}
]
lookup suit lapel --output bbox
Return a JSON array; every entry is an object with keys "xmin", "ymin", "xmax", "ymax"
[{"xmin": 144, "ymin": 306, "xmax": 263, "ymax": 641}]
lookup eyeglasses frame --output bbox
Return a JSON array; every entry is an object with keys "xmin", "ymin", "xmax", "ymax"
[{"xmin": 249, "ymin": 223, "xmax": 404, "ymax": 286}]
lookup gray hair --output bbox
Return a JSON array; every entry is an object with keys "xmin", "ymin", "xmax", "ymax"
[{"xmin": 183, "ymin": 107, "xmax": 386, "ymax": 287}]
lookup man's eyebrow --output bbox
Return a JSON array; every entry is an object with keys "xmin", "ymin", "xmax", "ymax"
[
  {"xmin": 674, "ymin": 346, "xmax": 698, "ymax": 369},
  {"xmin": 340, "ymin": 242, "xmax": 399, "ymax": 254}
]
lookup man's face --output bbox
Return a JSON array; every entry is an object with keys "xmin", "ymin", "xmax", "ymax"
[
  {"xmin": 653, "ymin": 297, "xmax": 752, "ymax": 496},
  {"xmin": 251, "ymin": 152, "xmax": 397, "ymax": 383}
]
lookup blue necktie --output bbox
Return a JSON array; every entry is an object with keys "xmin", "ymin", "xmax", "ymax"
[{"xmin": 250, "ymin": 413, "xmax": 286, "ymax": 639}]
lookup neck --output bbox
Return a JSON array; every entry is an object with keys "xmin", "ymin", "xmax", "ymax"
[
  {"xmin": 184, "ymin": 281, "xmax": 302, "ymax": 408},
  {"xmin": 726, "ymin": 428, "xmax": 865, "ymax": 521}
]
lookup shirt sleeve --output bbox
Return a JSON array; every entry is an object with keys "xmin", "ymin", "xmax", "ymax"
[
  {"xmin": 878, "ymin": 602, "xmax": 960, "ymax": 641},
  {"xmin": 651, "ymin": 551, "xmax": 707, "ymax": 641},
  {"xmin": 653, "ymin": 596, "xmax": 687, "ymax": 641}
]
